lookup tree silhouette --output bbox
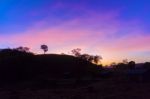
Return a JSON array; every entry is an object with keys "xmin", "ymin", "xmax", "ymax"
[
  {"xmin": 73, "ymin": 52, "xmax": 102, "ymax": 65},
  {"xmin": 41, "ymin": 44, "xmax": 48, "ymax": 54},
  {"xmin": 93, "ymin": 55, "xmax": 102, "ymax": 64},
  {"xmin": 71, "ymin": 48, "xmax": 81, "ymax": 57},
  {"xmin": 15, "ymin": 46, "xmax": 30, "ymax": 52},
  {"xmin": 80, "ymin": 54, "xmax": 90, "ymax": 61},
  {"xmin": 128, "ymin": 61, "xmax": 135, "ymax": 69}
]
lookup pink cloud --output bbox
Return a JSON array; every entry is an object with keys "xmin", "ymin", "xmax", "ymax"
[
  {"xmin": 0, "ymin": 9, "xmax": 149, "ymax": 64},
  {"xmin": 107, "ymin": 34, "xmax": 150, "ymax": 52},
  {"xmin": 0, "ymin": 10, "xmax": 147, "ymax": 53}
]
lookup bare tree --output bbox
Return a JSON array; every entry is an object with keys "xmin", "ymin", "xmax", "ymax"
[{"xmin": 41, "ymin": 44, "xmax": 48, "ymax": 54}]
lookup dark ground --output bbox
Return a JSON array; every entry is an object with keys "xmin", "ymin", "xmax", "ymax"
[
  {"xmin": 0, "ymin": 49, "xmax": 150, "ymax": 99},
  {"xmin": 0, "ymin": 78, "xmax": 150, "ymax": 99}
]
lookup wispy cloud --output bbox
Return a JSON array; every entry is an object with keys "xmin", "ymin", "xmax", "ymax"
[{"xmin": 0, "ymin": 1, "xmax": 150, "ymax": 64}]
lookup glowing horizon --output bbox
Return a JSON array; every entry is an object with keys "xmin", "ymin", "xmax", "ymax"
[{"xmin": 0, "ymin": 0, "xmax": 150, "ymax": 65}]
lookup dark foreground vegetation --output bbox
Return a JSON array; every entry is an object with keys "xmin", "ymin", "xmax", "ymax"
[{"xmin": 0, "ymin": 48, "xmax": 150, "ymax": 99}]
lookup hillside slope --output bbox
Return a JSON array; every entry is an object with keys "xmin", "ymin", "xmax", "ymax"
[{"xmin": 0, "ymin": 51, "xmax": 102, "ymax": 83}]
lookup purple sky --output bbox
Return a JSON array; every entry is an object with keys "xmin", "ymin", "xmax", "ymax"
[{"xmin": 0, "ymin": 0, "xmax": 150, "ymax": 65}]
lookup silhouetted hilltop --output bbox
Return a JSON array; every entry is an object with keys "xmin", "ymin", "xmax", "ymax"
[
  {"xmin": 0, "ymin": 49, "xmax": 102, "ymax": 84},
  {"xmin": 35, "ymin": 54, "xmax": 100, "ymax": 73},
  {"xmin": 1, "ymin": 49, "xmax": 150, "ymax": 99}
]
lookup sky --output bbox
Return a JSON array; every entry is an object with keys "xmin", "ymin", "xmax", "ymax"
[{"xmin": 0, "ymin": 0, "xmax": 150, "ymax": 65}]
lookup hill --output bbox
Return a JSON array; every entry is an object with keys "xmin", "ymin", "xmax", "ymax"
[{"xmin": 0, "ymin": 49, "xmax": 102, "ymax": 84}]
